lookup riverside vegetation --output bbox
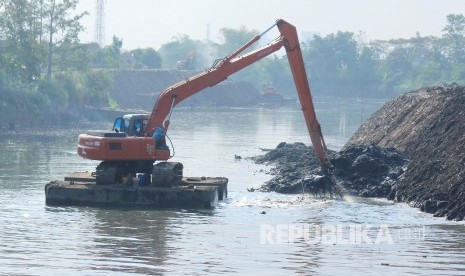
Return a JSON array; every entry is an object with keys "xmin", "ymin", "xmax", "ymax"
[{"xmin": 1, "ymin": 1, "xmax": 465, "ymax": 127}]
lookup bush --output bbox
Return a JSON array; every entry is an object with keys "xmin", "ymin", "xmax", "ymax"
[
  {"xmin": 0, "ymin": 72, "xmax": 47, "ymax": 125},
  {"xmin": 83, "ymin": 70, "xmax": 114, "ymax": 107}
]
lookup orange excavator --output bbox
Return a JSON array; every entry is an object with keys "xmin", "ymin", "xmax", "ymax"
[{"xmin": 77, "ymin": 19, "xmax": 331, "ymax": 185}]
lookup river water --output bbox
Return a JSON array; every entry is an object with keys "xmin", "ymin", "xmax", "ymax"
[{"xmin": 0, "ymin": 98, "xmax": 464, "ymax": 275}]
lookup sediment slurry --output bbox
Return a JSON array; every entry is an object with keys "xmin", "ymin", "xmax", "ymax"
[{"xmin": 251, "ymin": 84, "xmax": 465, "ymax": 221}]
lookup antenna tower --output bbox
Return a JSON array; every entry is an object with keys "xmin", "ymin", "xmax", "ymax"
[{"xmin": 94, "ymin": 0, "xmax": 105, "ymax": 47}]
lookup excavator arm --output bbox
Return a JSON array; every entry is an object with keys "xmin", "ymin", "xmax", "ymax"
[
  {"xmin": 147, "ymin": 19, "xmax": 331, "ymax": 170},
  {"xmin": 77, "ymin": 19, "xmax": 331, "ymax": 174}
]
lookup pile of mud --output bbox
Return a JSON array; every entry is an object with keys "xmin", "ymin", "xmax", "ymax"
[
  {"xmin": 252, "ymin": 84, "xmax": 465, "ymax": 220},
  {"xmin": 251, "ymin": 143, "xmax": 407, "ymax": 198},
  {"xmin": 332, "ymin": 144, "xmax": 407, "ymax": 197},
  {"xmin": 347, "ymin": 84, "xmax": 465, "ymax": 220},
  {"xmin": 250, "ymin": 142, "xmax": 336, "ymax": 194}
]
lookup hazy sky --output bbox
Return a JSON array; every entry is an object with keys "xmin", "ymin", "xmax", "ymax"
[{"xmin": 76, "ymin": 0, "xmax": 465, "ymax": 50}]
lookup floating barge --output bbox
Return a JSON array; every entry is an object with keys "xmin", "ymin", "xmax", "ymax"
[{"xmin": 45, "ymin": 172, "xmax": 228, "ymax": 209}]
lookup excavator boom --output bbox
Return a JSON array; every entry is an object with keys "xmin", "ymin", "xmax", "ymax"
[
  {"xmin": 77, "ymin": 19, "xmax": 331, "ymax": 175},
  {"xmin": 146, "ymin": 19, "xmax": 331, "ymax": 170}
]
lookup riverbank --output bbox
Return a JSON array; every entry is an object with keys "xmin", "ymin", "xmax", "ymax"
[
  {"xmin": 347, "ymin": 84, "xmax": 465, "ymax": 220},
  {"xmin": 1, "ymin": 69, "xmax": 263, "ymax": 129}
]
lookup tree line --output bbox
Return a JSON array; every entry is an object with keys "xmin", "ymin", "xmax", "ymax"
[
  {"xmin": 1, "ymin": 0, "xmax": 464, "ymax": 126},
  {"xmin": 156, "ymin": 14, "xmax": 465, "ymax": 98},
  {"xmin": 304, "ymin": 14, "xmax": 465, "ymax": 98}
]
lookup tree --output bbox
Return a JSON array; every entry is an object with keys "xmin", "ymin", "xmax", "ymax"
[
  {"xmin": 54, "ymin": 42, "xmax": 93, "ymax": 71},
  {"xmin": 302, "ymin": 31, "xmax": 383, "ymax": 97},
  {"xmin": 0, "ymin": 0, "xmax": 46, "ymax": 82},
  {"xmin": 215, "ymin": 26, "xmax": 264, "ymax": 84},
  {"xmin": 129, "ymin": 48, "xmax": 162, "ymax": 69},
  {"xmin": 217, "ymin": 26, "xmax": 258, "ymax": 57},
  {"xmin": 442, "ymin": 14, "xmax": 465, "ymax": 65},
  {"xmin": 379, "ymin": 35, "xmax": 447, "ymax": 94},
  {"xmin": 158, "ymin": 35, "xmax": 201, "ymax": 69},
  {"xmin": 41, "ymin": 0, "xmax": 87, "ymax": 79},
  {"xmin": 259, "ymin": 55, "xmax": 293, "ymax": 95},
  {"xmin": 100, "ymin": 35, "xmax": 123, "ymax": 68},
  {"xmin": 352, "ymin": 40, "xmax": 382, "ymax": 96},
  {"xmin": 83, "ymin": 70, "xmax": 114, "ymax": 106}
]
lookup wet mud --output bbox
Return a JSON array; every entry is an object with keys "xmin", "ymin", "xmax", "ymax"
[{"xmin": 250, "ymin": 142, "xmax": 407, "ymax": 198}]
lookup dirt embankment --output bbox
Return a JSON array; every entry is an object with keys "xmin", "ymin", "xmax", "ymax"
[
  {"xmin": 346, "ymin": 84, "xmax": 465, "ymax": 220},
  {"xmin": 252, "ymin": 84, "xmax": 465, "ymax": 221}
]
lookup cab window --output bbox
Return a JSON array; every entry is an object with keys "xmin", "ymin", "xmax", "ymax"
[{"xmin": 113, "ymin": 117, "xmax": 123, "ymax": 133}]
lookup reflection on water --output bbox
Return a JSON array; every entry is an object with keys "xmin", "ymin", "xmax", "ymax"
[{"xmin": 0, "ymin": 99, "xmax": 464, "ymax": 275}]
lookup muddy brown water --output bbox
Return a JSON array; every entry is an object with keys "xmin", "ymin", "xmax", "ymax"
[{"xmin": 1, "ymin": 99, "xmax": 464, "ymax": 275}]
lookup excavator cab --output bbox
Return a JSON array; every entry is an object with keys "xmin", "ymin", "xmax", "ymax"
[{"xmin": 113, "ymin": 114, "xmax": 149, "ymax": 137}]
